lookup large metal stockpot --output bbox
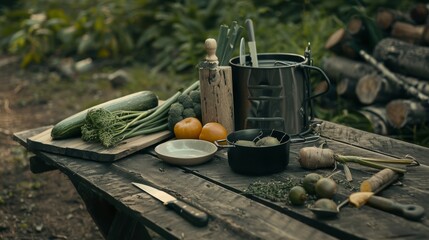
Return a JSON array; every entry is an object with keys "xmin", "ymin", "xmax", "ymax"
[
  {"xmin": 230, "ymin": 53, "xmax": 330, "ymax": 135},
  {"xmin": 216, "ymin": 129, "xmax": 290, "ymax": 175}
]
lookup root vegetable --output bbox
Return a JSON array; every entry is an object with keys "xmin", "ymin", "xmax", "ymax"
[
  {"xmin": 360, "ymin": 168, "xmax": 399, "ymax": 192},
  {"xmin": 288, "ymin": 186, "xmax": 307, "ymax": 206},
  {"xmin": 298, "ymin": 147, "xmax": 335, "ymax": 169},
  {"xmin": 315, "ymin": 178, "xmax": 337, "ymax": 199},
  {"xmin": 235, "ymin": 140, "xmax": 256, "ymax": 147},
  {"xmin": 256, "ymin": 136, "xmax": 280, "ymax": 146},
  {"xmin": 303, "ymin": 173, "xmax": 323, "ymax": 195},
  {"xmin": 312, "ymin": 198, "xmax": 337, "ymax": 211},
  {"xmin": 298, "ymin": 146, "xmax": 415, "ymax": 173}
]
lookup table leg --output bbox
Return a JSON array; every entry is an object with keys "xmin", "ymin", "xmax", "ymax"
[
  {"xmin": 29, "ymin": 156, "xmax": 57, "ymax": 174},
  {"xmin": 71, "ymin": 180, "xmax": 152, "ymax": 240}
]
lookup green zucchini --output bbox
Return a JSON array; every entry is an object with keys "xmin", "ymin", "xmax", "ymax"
[{"xmin": 51, "ymin": 91, "xmax": 158, "ymax": 139}]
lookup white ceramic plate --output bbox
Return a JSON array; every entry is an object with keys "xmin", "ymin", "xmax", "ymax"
[{"xmin": 154, "ymin": 139, "xmax": 218, "ymax": 166}]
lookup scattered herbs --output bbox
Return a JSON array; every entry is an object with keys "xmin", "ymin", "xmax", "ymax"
[
  {"xmin": 244, "ymin": 178, "xmax": 301, "ymax": 202},
  {"xmin": 244, "ymin": 173, "xmax": 361, "ymax": 206}
]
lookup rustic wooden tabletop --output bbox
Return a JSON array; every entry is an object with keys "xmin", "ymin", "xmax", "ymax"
[{"xmin": 13, "ymin": 121, "xmax": 429, "ymax": 240}]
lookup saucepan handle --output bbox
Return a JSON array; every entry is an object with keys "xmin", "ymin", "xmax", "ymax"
[
  {"xmin": 214, "ymin": 139, "xmax": 235, "ymax": 148},
  {"xmin": 301, "ymin": 64, "xmax": 331, "ymax": 100}
]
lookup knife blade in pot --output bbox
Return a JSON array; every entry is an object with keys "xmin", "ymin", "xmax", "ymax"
[
  {"xmin": 132, "ymin": 182, "xmax": 209, "ymax": 227},
  {"xmin": 245, "ymin": 19, "xmax": 258, "ymax": 67},
  {"xmin": 239, "ymin": 37, "xmax": 246, "ymax": 66}
]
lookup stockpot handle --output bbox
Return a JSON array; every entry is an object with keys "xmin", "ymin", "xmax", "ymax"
[{"xmin": 301, "ymin": 64, "xmax": 331, "ymax": 100}]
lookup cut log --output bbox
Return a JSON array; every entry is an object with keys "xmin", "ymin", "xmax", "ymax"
[
  {"xmin": 360, "ymin": 49, "xmax": 429, "ymax": 106},
  {"xmin": 336, "ymin": 78, "xmax": 358, "ymax": 97},
  {"xmin": 373, "ymin": 38, "xmax": 429, "ymax": 80},
  {"xmin": 355, "ymin": 74, "xmax": 404, "ymax": 105},
  {"xmin": 359, "ymin": 106, "xmax": 391, "ymax": 135},
  {"xmin": 347, "ymin": 15, "xmax": 383, "ymax": 51},
  {"xmin": 325, "ymin": 28, "xmax": 346, "ymax": 54},
  {"xmin": 399, "ymin": 74, "xmax": 429, "ymax": 96},
  {"xmin": 355, "ymin": 71, "xmax": 429, "ymax": 105},
  {"xmin": 347, "ymin": 15, "xmax": 370, "ymax": 46},
  {"xmin": 314, "ymin": 80, "xmax": 337, "ymax": 108},
  {"xmin": 376, "ymin": 8, "xmax": 413, "ymax": 32},
  {"xmin": 386, "ymin": 99, "xmax": 429, "ymax": 128},
  {"xmin": 324, "ymin": 28, "xmax": 363, "ymax": 59},
  {"xmin": 410, "ymin": 3, "xmax": 429, "ymax": 25},
  {"xmin": 390, "ymin": 21, "xmax": 429, "ymax": 44},
  {"xmin": 348, "ymin": 16, "xmax": 365, "ymax": 36},
  {"xmin": 322, "ymin": 55, "xmax": 374, "ymax": 82}
]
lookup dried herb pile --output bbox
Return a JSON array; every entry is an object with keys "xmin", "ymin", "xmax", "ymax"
[{"xmin": 244, "ymin": 178, "xmax": 301, "ymax": 202}]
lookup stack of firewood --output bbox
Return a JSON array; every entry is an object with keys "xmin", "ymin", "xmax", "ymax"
[{"xmin": 321, "ymin": 3, "xmax": 429, "ymax": 136}]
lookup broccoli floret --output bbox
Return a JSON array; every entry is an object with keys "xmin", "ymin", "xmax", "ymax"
[
  {"xmin": 183, "ymin": 108, "xmax": 196, "ymax": 118},
  {"xmin": 189, "ymin": 90, "xmax": 201, "ymax": 104},
  {"xmin": 168, "ymin": 102, "xmax": 184, "ymax": 117},
  {"xmin": 177, "ymin": 94, "xmax": 193, "ymax": 108},
  {"xmin": 167, "ymin": 94, "xmax": 202, "ymax": 131},
  {"xmin": 193, "ymin": 103, "xmax": 202, "ymax": 119},
  {"xmin": 168, "ymin": 115, "xmax": 183, "ymax": 131}
]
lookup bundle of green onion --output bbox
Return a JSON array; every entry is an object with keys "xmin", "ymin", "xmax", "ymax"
[
  {"xmin": 81, "ymin": 81, "xmax": 199, "ymax": 147},
  {"xmin": 216, "ymin": 21, "xmax": 243, "ymax": 66}
]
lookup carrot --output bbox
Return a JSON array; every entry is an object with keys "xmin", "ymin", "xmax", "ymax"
[{"xmin": 360, "ymin": 168, "xmax": 399, "ymax": 192}]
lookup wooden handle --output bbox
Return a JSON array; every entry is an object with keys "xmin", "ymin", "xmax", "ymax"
[
  {"xmin": 367, "ymin": 195, "xmax": 425, "ymax": 221},
  {"xmin": 204, "ymin": 38, "xmax": 218, "ymax": 63},
  {"xmin": 166, "ymin": 200, "xmax": 209, "ymax": 227}
]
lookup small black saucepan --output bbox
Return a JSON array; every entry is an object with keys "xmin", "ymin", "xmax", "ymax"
[{"xmin": 215, "ymin": 129, "xmax": 290, "ymax": 175}]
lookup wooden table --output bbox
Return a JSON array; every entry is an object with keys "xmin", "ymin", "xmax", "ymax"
[{"xmin": 13, "ymin": 121, "xmax": 429, "ymax": 239}]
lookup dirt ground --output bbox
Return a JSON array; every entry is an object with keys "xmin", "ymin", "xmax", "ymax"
[{"xmin": 0, "ymin": 56, "xmax": 124, "ymax": 239}]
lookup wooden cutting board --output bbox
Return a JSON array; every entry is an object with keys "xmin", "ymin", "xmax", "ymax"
[{"xmin": 27, "ymin": 127, "xmax": 173, "ymax": 162}]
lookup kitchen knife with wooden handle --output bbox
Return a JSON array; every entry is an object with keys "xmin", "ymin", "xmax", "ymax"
[{"xmin": 132, "ymin": 182, "xmax": 209, "ymax": 227}]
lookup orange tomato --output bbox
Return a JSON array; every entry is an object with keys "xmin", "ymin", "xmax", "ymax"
[
  {"xmin": 174, "ymin": 117, "xmax": 203, "ymax": 139},
  {"xmin": 199, "ymin": 122, "xmax": 228, "ymax": 143}
]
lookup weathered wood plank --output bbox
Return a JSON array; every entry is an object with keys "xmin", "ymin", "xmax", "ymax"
[
  {"xmin": 12, "ymin": 126, "xmax": 52, "ymax": 146},
  {"xmin": 117, "ymin": 155, "xmax": 337, "ymax": 240},
  {"xmin": 14, "ymin": 126, "xmax": 429, "ymax": 239},
  {"xmin": 320, "ymin": 121, "xmax": 429, "ymax": 163},
  {"xmin": 16, "ymin": 145, "xmax": 335, "ymax": 239},
  {"xmin": 24, "ymin": 127, "xmax": 172, "ymax": 162},
  {"xmin": 35, "ymin": 152, "xmax": 242, "ymax": 239},
  {"xmin": 181, "ymin": 138, "xmax": 429, "ymax": 239}
]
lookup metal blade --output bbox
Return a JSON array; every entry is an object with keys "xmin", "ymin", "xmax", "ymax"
[
  {"xmin": 245, "ymin": 18, "xmax": 258, "ymax": 67},
  {"xmin": 239, "ymin": 37, "xmax": 245, "ymax": 66},
  {"xmin": 132, "ymin": 182, "xmax": 176, "ymax": 204}
]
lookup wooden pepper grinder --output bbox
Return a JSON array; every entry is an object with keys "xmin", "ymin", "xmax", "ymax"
[{"xmin": 199, "ymin": 38, "xmax": 235, "ymax": 133}]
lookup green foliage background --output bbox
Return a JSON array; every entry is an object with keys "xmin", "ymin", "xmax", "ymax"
[
  {"xmin": 2, "ymin": 0, "xmax": 418, "ymax": 70},
  {"xmin": 1, "ymin": 0, "xmax": 427, "ymax": 145}
]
